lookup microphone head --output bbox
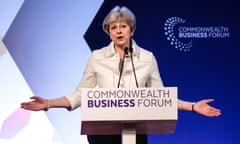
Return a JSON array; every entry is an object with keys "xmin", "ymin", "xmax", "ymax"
[
  {"xmin": 129, "ymin": 47, "xmax": 133, "ymax": 53},
  {"xmin": 124, "ymin": 47, "xmax": 129, "ymax": 55}
]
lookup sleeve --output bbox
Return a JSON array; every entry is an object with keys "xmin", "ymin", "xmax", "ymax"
[{"xmin": 65, "ymin": 53, "xmax": 97, "ymax": 111}]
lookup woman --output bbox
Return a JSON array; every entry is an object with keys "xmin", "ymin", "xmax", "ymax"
[{"xmin": 21, "ymin": 6, "xmax": 221, "ymax": 144}]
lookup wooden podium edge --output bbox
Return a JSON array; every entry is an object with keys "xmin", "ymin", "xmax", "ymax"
[{"xmin": 81, "ymin": 120, "xmax": 177, "ymax": 135}]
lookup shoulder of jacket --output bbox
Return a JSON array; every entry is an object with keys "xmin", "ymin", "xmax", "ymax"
[
  {"xmin": 138, "ymin": 47, "xmax": 155, "ymax": 62},
  {"xmin": 90, "ymin": 47, "xmax": 107, "ymax": 60}
]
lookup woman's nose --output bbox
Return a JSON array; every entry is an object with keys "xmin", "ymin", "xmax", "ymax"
[{"xmin": 116, "ymin": 27, "xmax": 122, "ymax": 33}]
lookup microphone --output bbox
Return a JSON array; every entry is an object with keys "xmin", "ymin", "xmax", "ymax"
[
  {"xmin": 117, "ymin": 47, "xmax": 128, "ymax": 88},
  {"xmin": 129, "ymin": 46, "xmax": 139, "ymax": 88},
  {"xmin": 124, "ymin": 47, "xmax": 129, "ymax": 56}
]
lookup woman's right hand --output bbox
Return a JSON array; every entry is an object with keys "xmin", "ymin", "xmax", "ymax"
[{"xmin": 21, "ymin": 96, "xmax": 48, "ymax": 111}]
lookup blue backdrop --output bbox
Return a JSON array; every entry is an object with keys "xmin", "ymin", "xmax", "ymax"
[{"xmin": 4, "ymin": 0, "xmax": 240, "ymax": 143}]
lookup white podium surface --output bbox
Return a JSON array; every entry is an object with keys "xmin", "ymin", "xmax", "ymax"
[{"xmin": 80, "ymin": 87, "xmax": 178, "ymax": 136}]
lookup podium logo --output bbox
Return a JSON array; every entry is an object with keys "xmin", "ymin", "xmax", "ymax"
[
  {"xmin": 164, "ymin": 17, "xmax": 230, "ymax": 52},
  {"xmin": 86, "ymin": 89, "xmax": 173, "ymax": 108}
]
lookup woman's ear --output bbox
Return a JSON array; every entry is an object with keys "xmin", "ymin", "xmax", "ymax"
[{"xmin": 131, "ymin": 31, "xmax": 134, "ymax": 37}]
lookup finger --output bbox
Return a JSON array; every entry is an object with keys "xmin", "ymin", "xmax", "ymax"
[
  {"xmin": 209, "ymin": 104, "xmax": 221, "ymax": 113},
  {"xmin": 21, "ymin": 103, "xmax": 40, "ymax": 111},
  {"xmin": 209, "ymin": 110, "xmax": 221, "ymax": 117},
  {"xmin": 21, "ymin": 102, "xmax": 27, "ymax": 105},
  {"xmin": 208, "ymin": 108, "xmax": 221, "ymax": 116},
  {"xmin": 22, "ymin": 106, "xmax": 38, "ymax": 111},
  {"xmin": 30, "ymin": 96, "xmax": 40, "ymax": 100},
  {"xmin": 21, "ymin": 101, "xmax": 32, "ymax": 105},
  {"xmin": 204, "ymin": 99, "xmax": 215, "ymax": 104},
  {"xmin": 21, "ymin": 102, "xmax": 32, "ymax": 107},
  {"xmin": 21, "ymin": 103, "xmax": 31, "ymax": 109}
]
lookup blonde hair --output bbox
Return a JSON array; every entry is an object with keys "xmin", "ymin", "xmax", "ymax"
[{"xmin": 103, "ymin": 6, "xmax": 136, "ymax": 34}]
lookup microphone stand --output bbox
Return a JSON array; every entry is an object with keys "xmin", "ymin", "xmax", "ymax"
[
  {"xmin": 117, "ymin": 48, "xmax": 128, "ymax": 88},
  {"xmin": 129, "ymin": 47, "xmax": 139, "ymax": 88}
]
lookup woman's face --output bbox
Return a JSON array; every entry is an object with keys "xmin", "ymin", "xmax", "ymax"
[{"xmin": 109, "ymin": 20, "xmax": 133, "ymax": 49}]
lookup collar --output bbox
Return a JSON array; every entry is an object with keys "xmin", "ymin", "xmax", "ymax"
[{"xmin": 105, "ymin": 40, "xmax": 140, "ymax": 59}]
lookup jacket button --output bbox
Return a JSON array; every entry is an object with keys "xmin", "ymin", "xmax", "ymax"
[
  {"xmin": 126, "ymin": 70, "xmax": 132, "ymax": 74},
  {"xmin": 120, "ymin": 83, "xmax": 124, "ymax": 88}
]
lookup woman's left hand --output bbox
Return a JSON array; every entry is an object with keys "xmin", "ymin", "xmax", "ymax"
[{"xmin": 194, "ymin": 99, "xmax": 221, "ymax": 117}]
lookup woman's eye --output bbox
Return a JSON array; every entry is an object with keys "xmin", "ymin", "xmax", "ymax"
[
  {"xmin": 120, "ymin": 25, "xmax": 127, "ymax": 28},
  {"xmin": 110, "ymin": 26, "xmax": 117, "ymax": 30}
]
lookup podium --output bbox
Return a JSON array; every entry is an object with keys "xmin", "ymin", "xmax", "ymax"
[{"xmin": 81, "ymin": 87, "xmax": 178, "ymax": 144}]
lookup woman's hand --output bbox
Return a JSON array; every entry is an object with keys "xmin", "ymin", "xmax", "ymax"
[
  {"xmin": 193, "ymin": 99, "xmax": 221, "ymax": 117},
  {"xmin": 21, "ymin": 96, "xmax": 48, "ymax": 111}
]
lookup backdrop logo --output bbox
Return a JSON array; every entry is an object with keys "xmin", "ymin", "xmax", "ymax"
[{"xmin": 164, "ymin": 17, "xmax": 230, "ymax": 52}]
